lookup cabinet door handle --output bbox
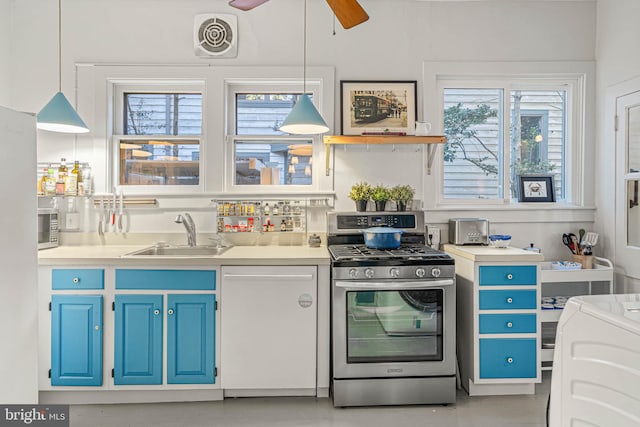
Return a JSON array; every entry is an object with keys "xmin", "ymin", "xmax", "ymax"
[
  {"xmin": 506, "ymin": 322, "xmax": 513, "ymax": 328},
  {"xmin": 94, "ymin": 325, "xmax": 100, "ymax": 331},
  {"xmin": 153, "ymin": 309, "xmax": 160, "ymax": 315},
  {"xmin": 507, "ymin": 274, "xmax": 513, "ymax": 280},
  {"xmin": 168, "ymin": 309, "xmax": 174, "ymax": 315},
  {"xmin": 506, "ymin": 357, "xmax": 514, "ymax": 364},
  {"xmin": 506, "ymin": 297, "xmax": 513, "ymax": 304},
  {"xmin": 73, "ymin": 277, "xmax": 80, "ymax": 284}
]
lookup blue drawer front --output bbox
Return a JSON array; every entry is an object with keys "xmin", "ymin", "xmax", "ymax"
[
  {"xmin": 52, "ymin": 269, "xmax": 104, "ymax": 290},
  {"xmin": 479, "ymin": 338, "xmax": 537, "ymax": 379},
  {"xmin": 114, "ymin": 295, "xmax": 163, "ymax": 385},
  {"xmin": 115, "ymin": 269, "xmax": 216, "ymax": 290},
  {"xmin": 479, "ymin": 266, "xmax": 537, "ymax": 286},
  {"xmin": 479, "ymin": 289, "xmax": 537, "ymax": 310},
  {"xmin": 167, "ymin": 294, "xmax": 216, "ymax": 384},
  {"xmin": 51, "ymin": 295, "xmax": 103, "ymax": 386},
  {"xmin": 479, "ymin": 313, "xmax": 537, "ymax": 334}
]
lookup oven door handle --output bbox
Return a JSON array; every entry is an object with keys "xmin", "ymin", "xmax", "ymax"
[{"xmin": 335, "ymin": 279, "xmax": 454, "ymax": 290}]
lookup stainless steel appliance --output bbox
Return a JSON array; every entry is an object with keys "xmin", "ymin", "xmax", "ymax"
[
  {"xmin": 328, "ymin": 211, "xmax": 456, "ymax": 407},
  {"xmin": 448, "ymin": 217, "xmax": 489, "ymax": 245},
  {"xmin": 38, "ymin": 208, "xmax": 59, "ymax": 249}
]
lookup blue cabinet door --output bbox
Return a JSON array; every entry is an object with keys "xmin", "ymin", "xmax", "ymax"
[
  {"xmin": 479, "ymin": 338, "xmax": 537, "ymax": 379},
  {"xmin": 51, "ymin": 295, "xmax": 103, "ymax": 386},
  {"xmin": 114, "ymin": 295, "xmax": 163, "ymax": 385},
  {"xmin": 167, "ymin": 294, "xmax": 216, "ymax": 384}
]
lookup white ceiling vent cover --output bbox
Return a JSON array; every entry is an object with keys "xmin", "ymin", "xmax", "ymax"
[{"xmin": 194, "ymin": 14, "xmax": 238, "ymax": 58}]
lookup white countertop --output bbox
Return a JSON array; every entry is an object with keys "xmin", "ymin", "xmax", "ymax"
[
  {"xmin": 443, "ymin": 243, "xmax": 544, "ymax": 262},
  {"xmin": 38, "ymin": 244, "xmax": 331, "ymax": 266}
]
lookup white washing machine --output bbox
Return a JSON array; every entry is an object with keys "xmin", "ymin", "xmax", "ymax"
[{"xmin": 549, "ymin": 294, "xmax": 640, "ymax": 427}]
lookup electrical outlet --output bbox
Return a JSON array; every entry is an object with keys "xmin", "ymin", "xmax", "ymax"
[{"xmin": 427, "ymin": 226, "xmax": 441, "ymax": 249}]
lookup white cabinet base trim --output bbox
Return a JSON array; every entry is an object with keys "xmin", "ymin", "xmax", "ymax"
[
  {"xmin": 39, "ymin": 389, "xmax": 223, "ymax": 404},
  {"xmin": 467, "ymin": 380, "xmax": 535, "ymax": 396}
]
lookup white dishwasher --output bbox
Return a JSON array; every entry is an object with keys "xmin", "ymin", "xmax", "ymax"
[
  {"xmin": 549, "ymin": 293, "xmax": 640, "ymax": 427},
  {"xmin": 220, "ymin": 266, "xmax": 317, "ymax": 396}
]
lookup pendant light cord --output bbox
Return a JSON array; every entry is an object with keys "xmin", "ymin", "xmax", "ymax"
[
  {"xmin": 303, "ymin": 0, "xmax": 307, "ymax": 96},
  {"xmin": 58, "ymin": 0, "xmax": 62, "ymax": 92}
]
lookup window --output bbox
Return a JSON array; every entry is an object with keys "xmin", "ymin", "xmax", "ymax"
[
  {"xmin": 113, "ymin": 85, "xmax": 204, "ymax": 190},
  {"xmin": 440, "ymin": 81, "xmax": 573, "ymax": 202},
  {"xmin": 227, "ymin": 89, "xmax": 318, "ymax": 189}
]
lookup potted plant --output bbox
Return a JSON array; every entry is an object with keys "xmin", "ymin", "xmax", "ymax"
[
  {"xmin": 371, "ymin": 184, "xmax": 390, "ymax": 211},
  {"xmin": 390, "ymin": 184, "xmax": 415, "ymax": 211},
  {"xmin": 348, "ymin": 181, "xmax": 372, "ymax": 212}
]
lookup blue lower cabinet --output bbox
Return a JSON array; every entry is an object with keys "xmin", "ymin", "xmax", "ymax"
[
  {"xmin": 114, "ymin": 295, "xmax": 163, "ymax": 385},
  {"xmin": 167, "ymin": 294, "xmax": 216, "ymax": 384},
  {"xmin": 479, "ymin": 338, "xmax": 537, "ymax": 379},
  {"xmin": 479, "ymin": 313, "xmax": 537, "ymax": 334},
  {"xmin": 51, "ymin": 295, "xmax": 103, "ymax": 386}
]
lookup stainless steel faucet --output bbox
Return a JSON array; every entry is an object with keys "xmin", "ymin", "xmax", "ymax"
[{"xmin": 175, "ymin": 213, "xmax": 196, "ymax": 246}]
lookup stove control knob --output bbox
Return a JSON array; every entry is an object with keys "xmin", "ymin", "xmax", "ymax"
[
  {"xmin": 389, "ymin": 268, "xmax": 400, "ymax": 278},
  {"xmin": 415, "ymin": 267, "xmax": 426, "ymax": 278},
  {"xmin": 365, "ymin": 268, "xmax": 375, "ymax": 279},
  {"xmin": 349, "ymin": 268, "xmax": 359, "ymax": 279},
  {"xmin": 431, "ymin": 268, "xmax": 441, "ymax": 278}
]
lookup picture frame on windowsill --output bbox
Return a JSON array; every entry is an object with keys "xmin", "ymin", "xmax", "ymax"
[{"xmin": 517, "ymin": 174, "xmax": 556, "ymax": 203}]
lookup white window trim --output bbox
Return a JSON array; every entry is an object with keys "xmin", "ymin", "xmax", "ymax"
[
  {"xmin": 223, "ymin": 70, "xmax": 334, "ymax": 194},
  {"xmin": 112, "ymin": 81, "xmax": 206, "ymax": 195},
  {"xmin": 422, "ymin": 61, "xmax": 595, "ymax": 210}
]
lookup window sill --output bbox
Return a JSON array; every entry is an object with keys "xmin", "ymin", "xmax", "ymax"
[{"xmin": 425, "ymin": 203, "xmax": 596, "ymax": 224}]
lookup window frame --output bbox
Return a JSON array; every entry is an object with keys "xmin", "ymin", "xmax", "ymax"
[
  {"xmin": 423, "ymin": 61, "xmax": 593, "ymax": 210},
  {"xmin": 224, "ymin": 80, "xmax": 331, "ymax": 194},
  {"xmin": 111, "ymin": 81, "xmax": 206, "ymax": 195}
]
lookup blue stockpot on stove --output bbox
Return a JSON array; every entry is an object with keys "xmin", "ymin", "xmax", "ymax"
[{"xmin": 361, "ymin": 227, "xmax": 404, "ymax": 249}]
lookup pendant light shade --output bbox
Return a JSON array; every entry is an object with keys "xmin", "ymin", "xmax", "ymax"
[
  {"xmin": 37, "ymin": 92, "xmax": 90, "ymax": 133},
  {"xmin": 280, "ymin": 95, "xmax": 329, "ymax": 135},
  {"xmin": 279, "ymin": 0, "xmax": 329, "ymax": 136},
  {"xmin": 37, "ymin": 0, "xmax": 89, "ymax": 134}
]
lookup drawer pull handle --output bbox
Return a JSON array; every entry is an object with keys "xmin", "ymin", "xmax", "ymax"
[
  {"xmin": 168, "ymin": 309, "xmax": 174, "ymax": 315},
  {"xmin": 506, "ymin": 322, "xmax": 513, "ymax": 328},
  {"xmin": 95, "ymin": 325, "xmax": 100, "ymax": 331},
  {"xmin": 153, "ymin": 309, "xmax": 160, "ymax": 315},
  {"xmin": 506, "ymin": 297, "xmax": 513, "ymax": 304},
  {"xmin": 73, "ymin": 277, "xmax": 80, "ymax": 284},
  {"xmin": 507, "ymin": 274, "xmax": 513, "ymax": 280},
  {"xmin": 507, "ymin": 357, "xmax": 514, "ymax": 364}
]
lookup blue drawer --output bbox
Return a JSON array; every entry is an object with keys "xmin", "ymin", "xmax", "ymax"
[
  {"xmin": 52, "ymin": 269, "xmax": 104, "ymax": 290},
  {"xmin": 479, "ymin": 289, "xmax": 537, "ymax": 310},
  {"xmin": 116, "ymin": 269, "xmax": 216, "ymax": 290},
  {"xmin": 479, "ymin": 338, "xmax": 537, "ymax": 379},
  {"xmin": 479, "ymin": 313, "xmax": 537, "ymax": 334},
  {"xmin": 479, "ymin": 265, "xmax": 537, "ymax": 286}
]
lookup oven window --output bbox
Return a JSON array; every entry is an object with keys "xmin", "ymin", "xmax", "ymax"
[{"xmin": 346, "ymin": 289, "xmax": 444, "ymax": 363}]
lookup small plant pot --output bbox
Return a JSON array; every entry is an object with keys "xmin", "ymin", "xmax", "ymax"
[
  {"xmin": 396, "ymin": 201, "xmax": 407, "ymax": 211},
  {"xmin": 355, "ymin": 200, "xmax": 368, "ymax": 212},
  {"xmin": 374, "ymin": 201, "xmax": 387, "ymax": 212}
]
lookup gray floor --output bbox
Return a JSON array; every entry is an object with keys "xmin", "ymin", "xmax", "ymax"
[{"xmin": 71, "ymin": 374, "xmax": 550, "ymax": 427}]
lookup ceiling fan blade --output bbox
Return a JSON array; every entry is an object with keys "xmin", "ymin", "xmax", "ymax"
[
  {"xmin": 228, "ymin": 0, "xmax": 269, "ymax": 11},
  {"xmin": 325, "ymin": 0, "xmax": 369, "ymax": 29}
]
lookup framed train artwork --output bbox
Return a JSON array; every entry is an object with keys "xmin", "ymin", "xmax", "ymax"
[{"xmin": 340, "ymin": 80, "xmax": 417, "ymax": 135}]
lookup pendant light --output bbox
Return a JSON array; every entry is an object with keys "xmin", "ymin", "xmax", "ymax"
[
  {"xmin": 37, "ymin": 0, "xmax": 89, "ymax": 133},
  {"xmin": 279, "ymin": 0, "xmax": 329, "ymax": 135}
]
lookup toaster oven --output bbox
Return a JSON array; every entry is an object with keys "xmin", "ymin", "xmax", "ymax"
[{"xmin": 448, "ymin": 218, "xmax": 489, "ymax": 245}]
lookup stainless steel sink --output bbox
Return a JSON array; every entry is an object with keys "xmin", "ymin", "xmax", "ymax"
[{"xmin": 123, "ymin": 245, "xmax": 230, "ymax": 257}]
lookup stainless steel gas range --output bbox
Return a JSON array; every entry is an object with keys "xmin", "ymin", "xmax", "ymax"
[{"xmin": 327, "ymin": 211, "xmax": 456, "ymax": 407}]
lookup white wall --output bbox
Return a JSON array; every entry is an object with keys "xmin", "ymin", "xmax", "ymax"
[
  {"xmin": 595, "ymin": 0, "xmax": 640, "ymax": 291},
  {"xmin": 0, "ymin": 0, "xmax": 11, "ymax": 107},
  {"xmin": 5, "ymin": 0, "xmax": 597, "ymax": 258}
]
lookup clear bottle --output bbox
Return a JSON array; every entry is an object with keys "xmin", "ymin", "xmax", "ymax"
[
  {"xmin": 272, "ymin": 203, "xmax": 280, "ymax": 216},
  {"xmin": 81, "ymin": 164, "xmax": 92, "ymax": 196},
  {"xmin": 65, "ymin": 160, "xmax": 79, "ymax": 196},
  {"xmin": 263, "ymin": 203, "xmax": 270, "ymax": 215},
  {"xmin": 56, "ymin": 158, "xmax": 68, "ymax": 195},
  {"xmin": 45, "ymin": 168, "xmax": 57, "ymax": 196},
  {"xmin": 75, "ymin": 161, "xmax": 84, "ymax": 196},
  {"xmin": 38, "ymin": 167, "xmax": 48, "ymax": 195}
]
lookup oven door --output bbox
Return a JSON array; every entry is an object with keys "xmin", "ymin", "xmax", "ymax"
[{"xmin": 332, "ymin": 279, "xmax": 455, "ymax": 379}]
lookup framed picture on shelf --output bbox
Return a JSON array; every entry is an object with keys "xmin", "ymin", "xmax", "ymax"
[
  {"xmin": 517, "ymin": 175, "xmax": 556, "ymax": 202},
  {"xmin": 340, "ymin": 80, "xmax": 417, "ymax": 135}
]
